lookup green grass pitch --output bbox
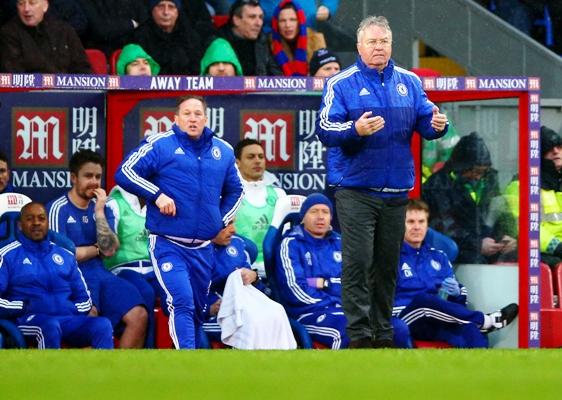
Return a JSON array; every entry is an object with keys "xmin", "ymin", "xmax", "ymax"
[{"xmin": 1, "ymin": 349, "xmax": 561, "ymax": 400}]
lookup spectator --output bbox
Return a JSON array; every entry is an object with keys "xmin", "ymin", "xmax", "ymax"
[
  {"xmin": 275, "ymin": 193, "xmax": 411, "ymax": 349},
  {"xmin": 78, "ymin": 0, "xmax": 148, "ymax": 57},
  {"xmin": 260, "ymin": 0, "xmax": 339, "ymax": 34},
  {"xmin": 0, "ymin": 0, "xmax": 91, "ymax": 73},
  {"xmin": 114, "ymin": 95, "xmax": 244, "ymax": 349},
  {"xmin": 0, "ymin": 151, "xmax": 15, "ymax": 195},
  {"xmin": 116, "ymin": 43, "xmax": 160, "ymax": 76},
  {"xmin": 181, "ymin": 0, "xmax": 217, "ymax": 47},
  {"xmin": 0, "ymin": 202, "xmax": 114, "ymax": 349},
  {"xmin": 422, "ymin": 132, "xmax": 516, "ymax": 264},
  {"xmin": 315, "ymin": 15, "xmax": 448, "ymax": 348},
  {"xmin": 270, "ymin": 0, "xmax": 326, "ymax": 76},
  {"xmin": 309, "ymin": 47, "xmax": 340, "ymax": 78},
  {"xmin": 200, "ymin": 37, "xmax": 243, "ymax": 76},
  {"xmin": 234, "ymin": 138, "xmax": 286, "ymax": 278},
  {"xmin": 47, "ymin": 150, "xmax": 148, "ymax": 348},
  {"xmin": 393, "ymin": 199, "xmax": 519, "ymax": 348},
  {"xmin": 133, "ymin": 0, "xmax": 204, "ymax": 75},
  {"xmin": 204, "ymin": 223, "xmax": 295, "ymax": 349},
  {"xmin": 218, "ymin": 0, "xmax": 281, "ymax": 76}
]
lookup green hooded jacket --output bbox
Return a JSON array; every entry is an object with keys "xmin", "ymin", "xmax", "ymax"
[
  {"xmin": 117, "ymin": 43, "xmax": 160, "ymax": 76},
  {"xmin": 200, "ymin": 38, "xmax": 243, "ymax": 76}
]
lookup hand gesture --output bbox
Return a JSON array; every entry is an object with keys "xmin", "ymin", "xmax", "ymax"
[
  {"xmin": 355, "ymin": 111, "xmax": 385, "ymax": 136},
  {"xmin": 155, "ymin": 193, "xmax": 176, "ymax": 216},
  {"xmin": 93, "ymin": 188, "xmax": 108, "ymax": 213},
  {"xmin": 430, "ymin": 106, "xmax": 448, "ymax": 132}
]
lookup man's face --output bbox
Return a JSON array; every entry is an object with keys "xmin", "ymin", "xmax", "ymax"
[
  {"xmin": 404, "ymin": 209, "xmax": 429, "ymax": 249},
  {"xmin": 152, "ymin": 1, "xmax": 178, "ymax": 33},
  {"xmin": 460, "ymin": 165, "xmax": 489, "ymax": 181},
  {"xmin": 126, "ymin": 58, "xmax": 152, "ymax": 76},
  {"xmin": 19, "ymin": 203, "xmax": 48, "ymax": 242},
  {"xmin": 71, "ymin": 162, "xmax": 102, "ymax": 201},
  {"xmin": 314, "ymin": 62, "xmax": 341, "ymax": 78},
  {"xmin": 302, "ymin": 204, "xmax": 331, "ymax": 238},
  {"xmin": 545, "ymin": 146, "xmax": 562, "ymax": 171},
  {"xmin": 174, "ymin": 98, "xmax": 207, "ymax": 139},
  {"xmin": 236, "ymin": 144, "xmax": 265, "ymax": 182},
  {"xmin": 278, "ymin": 8, "xmax": 298, "ymax": 41},
  {"xmin": 357, "ymin": 24, "xmax": 392, "ymax": 71},
  {"xmin": 208, "ymin": 62, "xmax": 236, "ymax": 76},
  {"xmin": 0, "ymin": 160, "xmax": 10, "ymax": 193},
  {"xmin": 232, "ymin": 5, "xmax": 263, "ymax": 40},
  {"xmin": 17, "ymin": 0, "xmax": 48, "ymax": 27},
  {"xmin": 213, "ymin": 223, "xmax": 236, "ymax": 246}
]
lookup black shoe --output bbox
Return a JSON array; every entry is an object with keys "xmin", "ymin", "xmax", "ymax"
[
  {"xmin": 372, "ymin": 339, "xmax": 395, "ymax": 348},
  {"xmin": 484, "ymin": 303, "xmax": 519, "ymax": 333},
  {"xmin": 348, "ymin": 337, "xmax": 373, "ymax": 349}
]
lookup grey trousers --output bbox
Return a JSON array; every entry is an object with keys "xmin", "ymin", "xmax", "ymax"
[{"xmin": 335, "ymin": 189, "xmax": 407, "ymax": 341}]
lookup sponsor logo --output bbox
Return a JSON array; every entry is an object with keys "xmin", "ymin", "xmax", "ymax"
[
  {"xmin": 241, "ymin": 110, "xmax": 294, "ymax": 169},
  {"xmin": 23, "ymin": 258, "xmax": 32, "ymax": 265},
  {"xmin": 55, "ymin": 76, "xmax": 106, "ymax": 88},
  {"xmin": 359, "ymin": 87, "xmax": 370, "ymax": 96},
  {"xmin": 256, "ymin": 77, "xmax": 307, "ymax": 90},
  {"xmin": 401, "ymin": 262, "xmax": 412, "ymax": 278},
  {"xmin": 12, "ymin": 108, "xmax": 67, "ymax": 168},
  {"xmin": 67, "ymin": 215, "xmax": 77, "ymax": 224},
  {"xmin": 478, "ymin": 78, "xmax": 527, "ymax": 90},
  {"xmin": 174, "ymin": 147, "xmax": 185, "ymax": 155},
  {"xmin": 52, "ymin": 254, "xmax": 64, "ymax": 265}
]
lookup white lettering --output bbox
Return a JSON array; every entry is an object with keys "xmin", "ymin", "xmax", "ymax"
[
  {"xmin": 277, "ymin": 173, "xmax": 325, "ymax": 191},
  {"xmin": 185, "ymin": 76, "xmax": 214, "ymax": 90},
  {"xmin": 16, "ymin": 115, "xmax": 64, "ymax": 161},
  {"xmin": 13, "ymin": 170, "xmax": 72, "ymax": 188}
]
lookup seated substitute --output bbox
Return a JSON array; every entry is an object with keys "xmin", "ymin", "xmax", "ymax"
[
  {"xmin": 276, "ymin": 193, "xmax": 411, "ymax": 349},
  {"xmin": 47, "ymin": 150, "xmax": 148, "ymax": 349},
  {"xmin": 0, "ymin": 202, "xmax": 113, "ymax": 349},
  {"xmin": 393, "ymin": 199, "xmax": 519, "ymax": 348}
]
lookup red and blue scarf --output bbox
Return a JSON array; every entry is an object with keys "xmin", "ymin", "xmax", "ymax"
[{"xmin": 271, "ymin": 0, "xmax": 308, "ymax": 76}]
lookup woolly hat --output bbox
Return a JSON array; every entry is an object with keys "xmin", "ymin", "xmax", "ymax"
[
  {"xmin": 200, "ymin": 38, "xmax": 243, "ymax": 76},
  {"xmin": 309, "ymin": 48, "xmax": 340, "ymax": 76},
  {"xmin": 149, "ymin": 0, "xmax": 182, "ymax": 10},
  {"xmin": 117, "ymin": 44, "xmax": 160, "ymax": 76},
  {"xmin": 447, "ymin": 132, "xmax": 492, "ymax": 172},
  {"xmin": 300, "ymin": 193, "xmax": 333, "ymax": 221},
  {"xmin": 540, "ymin": 125, "xmax": 562, "ymax": 157}
]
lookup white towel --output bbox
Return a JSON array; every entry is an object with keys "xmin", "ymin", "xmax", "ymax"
[{"xmin": 217, "ymin": 269, "xmax": 297, "ymax": 350}]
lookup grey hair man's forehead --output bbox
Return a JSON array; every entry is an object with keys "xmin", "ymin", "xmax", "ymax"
[{"xmin": 356, "ymin": 15, "xmax": 393, "ymax": 42}]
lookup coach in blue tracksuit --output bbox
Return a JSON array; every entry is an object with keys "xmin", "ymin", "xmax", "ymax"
[
  {"xmin": 315, "ymin": 15, "xmax": 448, "ymax": 348},
  {"xmin": 115, "ymin": 95, "xmax": 244, "ymax": 349},
  {"xmin": 0, "ymin": 202, "xmax": 113, "ymax": 349},
  {"xmin": 394, "ymin": 199, "xmax": 518, "ymax": 348}
]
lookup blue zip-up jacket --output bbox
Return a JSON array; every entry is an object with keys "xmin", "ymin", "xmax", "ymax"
[
  {"xmin": 316, "ymin": 57, "xmax": 447, "ymax": 193},
  {"xmin": 0, "ymin": 233, "xmax": 92, "ymax": 319},
  {"xmin": 276, "ymin": 225, "xmax": 342, "ymax": 318},
  {"xmin": 393, "ymin": 241, "xmax": 467, "ymax": 316},
  {"xmin": 115, "ymin": 125, "xmax": 244, "ymax": 240}
]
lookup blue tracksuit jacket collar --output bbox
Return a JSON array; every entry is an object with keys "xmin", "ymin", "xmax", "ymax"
[
  {"xmin": 401, "ymin": 240, "xmax": 430, "ymax": 256},
  {"xmin": 356, "ymin": 56, "xmax": 395, "ymax": 83},
  {"xmin": 17, "ymin": 231, "xmax": 52, "ymax": 254},
  {"xmin": 172, "ymin": 124, "xmax": 214, "ymax": 151}
]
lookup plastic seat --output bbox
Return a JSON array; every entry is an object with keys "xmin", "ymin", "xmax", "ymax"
[
  {"xmin": 262, "ymin": 194, "xmax": 318, "ymax": 349},
  {"xmin": 540, "ymin": 262, "xmax": 562, "ymax": 347},
  {"xmin": 211, "ymin": 15, "xmax": 229, "ymax": 28},
  {"xmin": 85, "ymin": 48, "xmax": 108, "ymax": 74},
  {"xmin": 552, "ymin": 262, "xmax": 562, "ymax": 308},
  {"xmin": 109, "ymin": 49, "xmax": 122, "ymax": 75},
  {"xmin": 540, "ymin": 262, "xmax": 555, "ymax": 309},
  {"xmin": 425, "ymin": 227, "xmax": 459, "ymax": 263}
]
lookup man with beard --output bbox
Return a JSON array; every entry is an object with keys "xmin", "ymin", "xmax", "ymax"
[{"xmin": 47, "ymin": 150, "xmax": 148, "ymax": 348}]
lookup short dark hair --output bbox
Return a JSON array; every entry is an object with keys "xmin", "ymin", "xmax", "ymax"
[
  {"xmin": 406, "ymin": 199, "xmax": 430, "ymax": 217},
  {"xmin": 69, "ymin": 150, "xmax": 104, "ymax": 175},
  {"xmin": 229, "ymin": 0, "xmax": 261, "ymax": 20},
  {"xmin": 234, "ymin": 138, "xmax": 261, "ymax": 160},
  {"xmin": 20, "ymin": 201, "xmax": 47, "ymax": 222},
  {"xmin": 175, "ymin": 95, "xmax": 207, "ymax": 114},
  {"xmin": 0, "ymin": 151, "xmax": 8, "ymax": 166}
]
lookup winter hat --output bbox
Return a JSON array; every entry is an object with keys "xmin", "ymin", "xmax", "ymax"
[
  {"xmin": 149, "ymin": 0, "xmax": 182, "ymax": 11},
  {"xmin": 447, "ymin": 132, "xmax": 492, "ymax": 172},
  {"xmin": 540, "ymin": 125, "xmax": 562, "ymax": 157},
  {"xmin": 200, "ymin": 38, "xmax": 243, "ymax": 76},
  {"xmin": 117, "ymin": 44, "xmax": 160, "ymax": 76},
  {"xmin": 300, "ymin": 193, "xmax": 333, "ymax": 221},
  {"xmin": 309, "ymin": 48, "xmax": 340, "ymax": 76}
]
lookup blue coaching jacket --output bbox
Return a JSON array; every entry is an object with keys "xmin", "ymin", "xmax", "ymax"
[
  {"xmin": 115, "ymin": 125, "xmax": 244, "ymax": 240},
  {"xmin": 0, "ymin": 233, "xmax": 92, "ymax": 319},
  {"xmin": 316, "ymin": 57, "xmax": 447, "ymax": 193},
  {"xmin": 393, "ymin": 241, "xmax": 467, "ymax": 316},
  {"xmin": 276, "ymin": 225, "xmax": 342, "ymax": 318}
]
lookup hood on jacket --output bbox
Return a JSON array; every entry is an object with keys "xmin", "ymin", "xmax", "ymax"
[
  {"xmin": 541, "ymin": 125, "xmax": 562, "ymax": 157},
  {"xmin": 200, "ymin": 38, "xmax": 243, "ymax": 76},
  {"xmin": 117, "ymin": 43, "xmax": 160, "ymax": 76},
  {"xmin": 445, "ymin": 132, "xmax": 491, "ymax": 172}
]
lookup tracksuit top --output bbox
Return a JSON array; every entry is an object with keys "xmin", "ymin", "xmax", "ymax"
[
  {"xmin": 393, "ymin": 241, "xmax": 467, "ymax": 316},
  {"xmin": 276, "ymin": 225, "xmax": 342, "ymax": 318},
  {"xmin": 0, "ymin": 233, "xmax": 92, "ymax": 319},
  {"xmin": 316, "ymin": 57, "xmax": 447, "ymax": 193},
  {"xmin": 115, "ymin": 125, "xmax": 244, "ymax": 241}
]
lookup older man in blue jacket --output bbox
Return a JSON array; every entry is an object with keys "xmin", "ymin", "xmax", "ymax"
[{"xmin": 316, "ymin": 15, "xmax": 448, "ymax": 348}]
